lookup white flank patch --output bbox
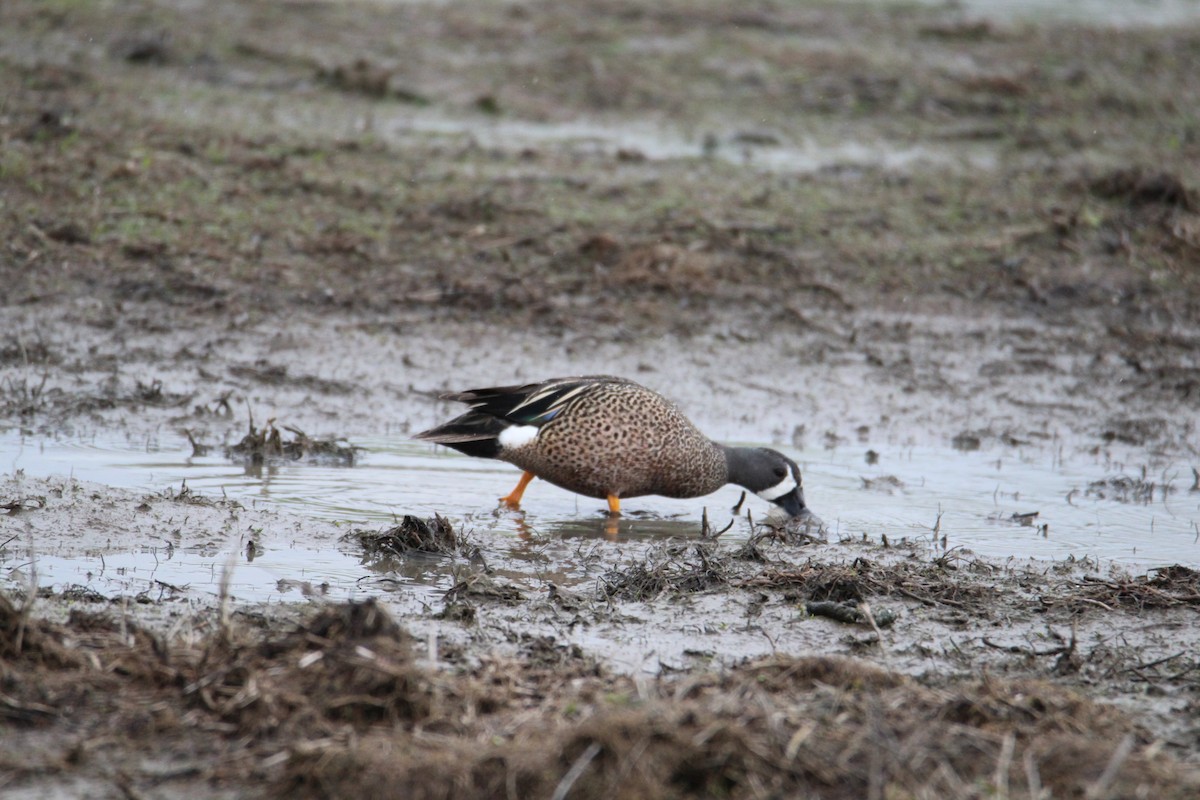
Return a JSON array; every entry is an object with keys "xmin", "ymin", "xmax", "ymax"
[
  {"xmin": 498, "ymin": 424, "xmax": 539, "ymax": 450},
  {"xmin": 756, "ymin": 473, "xmax": 797, "ymax": 502}
]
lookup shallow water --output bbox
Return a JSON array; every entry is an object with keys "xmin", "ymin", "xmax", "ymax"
[
  {"xmin": 2, "ymin": 430, "xmax": 1197, "ymax": 605},
  {"xmin": 151, "ymin": 86, "xmax": 997, "ymax": 176},
  {"xmin": 900, "ymin": 0, "xmax": 1200, "ymax": 27}
]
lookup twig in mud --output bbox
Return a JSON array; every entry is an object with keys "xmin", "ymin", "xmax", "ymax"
[
  {"xmin": 699, "ymin": 506, "xmax": 734, "ymax": 540},
  {"xmin": 731, "ymin": 490, "xmax": 746, "ymax": 514},
  {"xmin": 184, "ymin": 429, "xmax": 210, "ymax": 456},
  {"xmin": 896, "ymin": 586, "xmax": 966, "ymax": 609},
  {"xmin": 0, "ymin": 690, "xmax": 57, "ymax": 722},
  {"xmin": 981, "ymin": 638, "xmax": 1069, "ymax": 658},
  {"xmin": 1053, "ymin": 623, "xmax": 1080, "ymax": 674},
  {"xmin": 210, "ymin": 390, "xmax": 234, "ymax": 417},
  {"xmin": 1072, "ymin": 596, "xmax": 1115, "ymax": 612},
  {"xmin": 217, "ymin": 553, "xmax": 236, "ymax": 643},
  {"xmin": 551, "ymin": 742, "xmax": 602, "ymax": 800},
  {"xmin": 1084, "ymin": 735, "xmax": 1136, "ymax": 800},
  {"xmin": 14, "ymin": 535, "xmax": 38, "ymax": 656},
  {"xmin": 993, "ymin": 732, "xmax": 1015, "ymax": 800},
  {"xmin": 1125, "ymin": 651, "xmax": 1187, "ymax": 673},
  {"xmin": 860, "ymin": 602, "xmax": 895, "ymax": 669},
  {"xmin": 1024, "ymin": 748, "xmax": 1045, "ymax": 800}
]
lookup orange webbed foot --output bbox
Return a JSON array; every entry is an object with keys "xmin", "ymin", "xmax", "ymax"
[{"xmin": 499, "ymin": 470, "xmax": 536, "ymax": 509}]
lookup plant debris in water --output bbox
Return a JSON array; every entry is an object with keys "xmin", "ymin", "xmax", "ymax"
[
  {"xmin": 443, "ymin": 571, "xmax": 525, "ymax": 604},
  {"xmin": 348, "ymin": 514, "xmax": 464, "ymax": 557},
  {"xmin": 1085, "ymin": 474, "xmax": 1160, "ymax": 504},
  {"xmin": 225, "ymin": 417, "xmax": 360, "ymax": 466},
  {"xmin": 600, "ymin": 543, "xmax": 729, "ymax": 601}
]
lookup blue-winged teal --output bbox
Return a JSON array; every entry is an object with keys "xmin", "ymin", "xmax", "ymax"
[{"xmin": 415, "ymin": 375, "xmax": 807, "ymax": 517}]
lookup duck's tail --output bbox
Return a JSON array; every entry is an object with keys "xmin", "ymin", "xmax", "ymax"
[{"xmin": 413, "ymin": 412, "xmax": 505, "ymax": 458}]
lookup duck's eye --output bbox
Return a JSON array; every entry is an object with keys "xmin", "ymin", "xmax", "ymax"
[{"xmin": 773, "ymin": 465, "xmax": 787, "ymax": 479}]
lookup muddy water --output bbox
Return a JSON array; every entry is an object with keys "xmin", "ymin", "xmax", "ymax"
[{"xmin": 3, "ymin": 430, "xmax": 1197, "ymax": 606}]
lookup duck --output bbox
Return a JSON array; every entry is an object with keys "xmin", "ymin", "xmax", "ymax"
[{"xmin": 414, "ymin": 375, "xmax": 808, "ymax": 518}]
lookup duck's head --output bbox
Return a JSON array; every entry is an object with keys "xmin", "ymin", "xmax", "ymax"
[{"xmin": 728, "ymin": 447, "xmax": 808, "ymax": 518}]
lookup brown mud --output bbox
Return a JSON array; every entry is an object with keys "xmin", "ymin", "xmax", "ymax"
[{"xmin": 2, "ymin": 0, "xmax": 1200, "ymax": 797}]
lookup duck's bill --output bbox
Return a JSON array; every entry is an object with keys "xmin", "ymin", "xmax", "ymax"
[{"xmin": 774, "ymin": 487, "xmax": 808, "ymax": 519}]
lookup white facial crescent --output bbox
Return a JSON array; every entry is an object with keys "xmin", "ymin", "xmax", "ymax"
[{"xmin": 756, "ymin": 473, "xmax": 797, "ymax": 502}]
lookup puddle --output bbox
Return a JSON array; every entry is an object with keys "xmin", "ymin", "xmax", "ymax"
[
  {"xmin": 376, "ymin": 112, "xmax": 997, "ymax": 174},
  {"xmin": 147, "ymin": 84, "xmax": 996, "ymax": 176},
  {"xmin": 897, "ymin": 0, "xmax": 1200, "ymax": 27},
  {"xmin": 2, "ymin": 431, "xmax": 1197, "ymax": 606},
  {"xmin": 358, "ymin": 0, "xmax": 1200, "ymax": 28}
]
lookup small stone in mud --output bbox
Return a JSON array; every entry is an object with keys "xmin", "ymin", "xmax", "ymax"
[{"xmin": 805, "ymin": 600, "xmax": 897, "ymax": 628}]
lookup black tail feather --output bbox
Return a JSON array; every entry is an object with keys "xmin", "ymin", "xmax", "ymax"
[
  {"xmin": 413, "ymin": 412, "xmax": 504, "ymax": 459},
  {"xmin": 441, "ymin": 376, "xmax": 628, "ymax": 426}
]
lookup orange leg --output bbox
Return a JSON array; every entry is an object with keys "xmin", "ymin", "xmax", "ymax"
[
  {"xmin": 499, "ymin": 470, "xmax": 536, "ymax": 509},
  {"xmin": 607, "ymin": 494, "xmax": 621, "ymax": 515}
]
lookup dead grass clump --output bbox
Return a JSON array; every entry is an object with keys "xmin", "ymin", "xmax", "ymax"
[
  {"xmin": 225, "ymin": 417, "xmax": 360, "ymax": 465},
  {"xmin": 0, "ymin": 592, "xmax": 88, "ymax": 671},
  {"xmin": 739, "ymin": 557, "xmax": 986, "ymax": 612},
  {"xmin": 1091, "ymin": 167, "xmax": 1196, "ymax": 211},
  {"xmin": 156, "ymin": 480, "xmax": 240, "ymax": 507},
  {"xmin": 518, "ymin": 634, "xmax": 600, "ymax": 675},
  {"xmin": 1076, "ymin": 565, "xmax": 1200, "ymax": 610},
  {"xmin": 607, "ymin": 243, "xmax": 717, "ymax": 292},
  {"xmin": 443, "ymin": 572, "xmax": 525, "ymax": 604},
  {"xmin": 318, "ymin": 58, "xmax": 430, "ymax": 104},
  {"xmin": 183, "ymin": 599, "xmax": 438, "ymax": 736},
  {"xmin": 347, "ymin": 514, "xmax": 463, "ymax": 558},
  {"xmin": 600, "ymin": 544, "xmax": 729, "ymax": 601},
  {"xmin": 277, "ymin": 654, "xmax": 1200, "ymax": 800},
  {"xmin": 730, "ymin": 654, "xmax": 905, "ymax": 693},
  {"xmin": 1085, "ymin": 474, "xmax": 1158, "ymax": 503},
  {"xmin": 297, "ymin": 597, "xmax": 405, "ymax": 641},
  {"xmin": 5, "ymin": 593, "xmax": 1197, "ymax": 799}
]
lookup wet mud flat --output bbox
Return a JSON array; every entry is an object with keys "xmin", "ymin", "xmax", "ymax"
[
  {"xmin": 3, "ymin": 473, "xmax": 1200, "ymax": 799},
  {"xmin": 3, "ymin": 0, "xmax": 1200, "ymax": 796}
]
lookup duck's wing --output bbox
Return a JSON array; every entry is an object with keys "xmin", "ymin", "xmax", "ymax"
[
  {"xmin": 414, "ymin": 375, "xmax": 632, "ymax": 457},
  {"xmin": 441, "ymin": 375, "xmax": 632, "ymax": 426}
]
